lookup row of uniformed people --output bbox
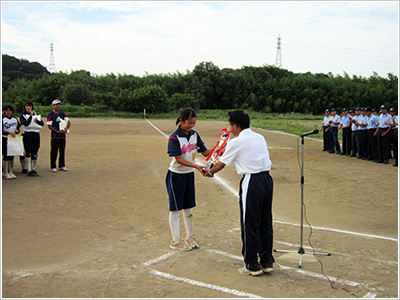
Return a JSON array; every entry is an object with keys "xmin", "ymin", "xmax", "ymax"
[{"xmin": 321, "ymin": 105, "xmax": 398, "ymax": 167}]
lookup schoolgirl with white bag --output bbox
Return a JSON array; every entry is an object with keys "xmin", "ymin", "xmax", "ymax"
[{"xmin": 2, "ymin": 105, "xmax": 22, "ymax": 179}]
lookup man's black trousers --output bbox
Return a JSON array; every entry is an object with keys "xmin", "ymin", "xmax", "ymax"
[{"xmin": 239, "ymin": 171, "xmax": 274, "ymax": 271}]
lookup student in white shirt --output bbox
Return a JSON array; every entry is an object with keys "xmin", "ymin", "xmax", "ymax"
[
  {"xmin": 20, "ymin": 102, "xmax": 44, "ymax": 176},
  {"xmin": 205, "ymin": 110, "xmax": 274, "ymax": 276}
]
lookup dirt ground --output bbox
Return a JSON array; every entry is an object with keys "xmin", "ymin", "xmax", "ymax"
[{"xmin": 2, "ymin": 118, "xmax": 398, "ymax": 298}]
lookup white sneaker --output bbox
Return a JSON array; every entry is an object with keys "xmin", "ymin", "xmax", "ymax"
[
  {"xmin": 170, "ymin": 239, "xmax": 192, "ymax": 251},
  {"xmin": 51, "ymin": 168, "xmax": 58, "ymax": 173},
  {"xmin": 59, "ymin": 167, "xmax": 68, "ymax": 172},
  {"xmin": 186, "ymin": 236, "xmax": 199, "ymax": 249},
  {"xmin": 9, "ymin": 172, "xmax": 17, "ymax": 179},
  {"xmin": 238, "ymin": 266, "xmax": 263, "ymax": 276},
  {"xmin": 4, "ymin": 173, "xmax": 13, "ymax": 180}
]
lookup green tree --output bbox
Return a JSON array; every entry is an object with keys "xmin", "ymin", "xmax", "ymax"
[
  {"xmin": 132, "ymin": 84, "xmax": 168, "ymax": 113},
  {"xmin": 61, "ymin": 82, "xmax": 94, "ymax": 105},
  {"xmin": 168, "ymin": 93, "xmax": 199, "ymax": 111}
]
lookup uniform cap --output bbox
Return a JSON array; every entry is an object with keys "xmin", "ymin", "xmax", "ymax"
[
  {"xmin": 371, "ymin": 108, "xmax": 377, "ymax": 112},
  {"xmin": 355, "ymin": 107, "xmax": 361, "ymax": 111},
  {"xmin": 342, "ymin": 108, "xmax": 348, "ymax": 111},
  {"xmin": 349, "ymin": 109, "xmax": 355, "ymax": 113},
  {"xmin": 325, "ymin": 109, "xmax": 330, "ymax": 113},
  {"xmin": 331, "ymin": 108, "xmax": 336, "ymax": 111},
  {"xmin": 389, "ymin": 107, "xmax": 395, "ymax": 112},
  {"xmin": 52, "ymin": 99, "xmax": 61, "ymax": 106},
  {"xmin": 380, "ymin": 104, "xmax": 388, "ymax": 109},
  {"xmin": 365, "ymin": 106, "xmax": 372, "ymax": 112}
]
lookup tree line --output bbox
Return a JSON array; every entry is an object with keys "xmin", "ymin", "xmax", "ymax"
[{"xmin": 2, "ymin": 55, "xmax": 398, "ymax": 115}]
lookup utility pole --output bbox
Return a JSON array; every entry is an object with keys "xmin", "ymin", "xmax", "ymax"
[
  {"xmin": 49, "ymin": 42, "xmax": 56, "ymax": 73},
  {"xmin": 275, "ymin": 34, "xmax": 282, "ymax": 68}
]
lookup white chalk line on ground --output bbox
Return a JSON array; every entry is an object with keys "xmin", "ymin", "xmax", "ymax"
[
  {"xmin": 273, "ymin": 220, "xmax": 398, "ymax": 242},
  {"xmin": 206, "ymin": 249, "xmax": 363, "ymax": 288},
  {"xmin": 150, "ymin": 269, "xmax": 263, "ymax": 298},
  {"xmin": 145, "ymin": 118, "xmax": 169, "ymax": 138},
  {"xmin": 145, "ymin": 119, "xmax": 398, "ymax": 243},
  {"xmin": 225, "ymin": 234, "xmax": 397, "ymax": 266},
  {"xmin": 142, "ymin": 248, "xmax": 382, "ymax": 297},
  {"xmin": 363, "ymin": 292, "xmax": 377, "ymax": 298},
  {"xmin": 142, "ymin": 252, "xmax": 176, "ymax": 267}
]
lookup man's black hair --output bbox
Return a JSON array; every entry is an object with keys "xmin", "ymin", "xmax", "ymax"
[{"xmin": 228, "ymin": 110, "xmax": 250, "ymax": 129}]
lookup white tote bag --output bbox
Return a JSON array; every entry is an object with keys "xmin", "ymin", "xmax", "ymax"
[{"xmin": 7, "ymin": 135, "xmax": 24, "ymax": 156}]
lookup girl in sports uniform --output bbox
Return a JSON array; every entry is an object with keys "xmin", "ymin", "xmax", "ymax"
[
  {"xmin": 20, "ymin": 102, "xmax": 44, "ymax": 176},
  {"xmin": 166, "ymin": 108, "xmax": 211, "ymax": 251},
  {"xmin": 2, "ymin": 105, "xmax": 21, "ymax": 179}
]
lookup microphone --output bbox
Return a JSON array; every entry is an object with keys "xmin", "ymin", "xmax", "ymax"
[{"xmin": 300, "ymin": 129, "xmax": 319, "ymax": 137}]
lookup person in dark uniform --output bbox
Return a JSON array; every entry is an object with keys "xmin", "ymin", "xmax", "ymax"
[
  {"xmin": 358, "ymin": 107, "xmax": 369, "ymax": 160},
  {"xmin": 389, "ymin": 108, "xmax": 396, "ymax": 160},
  {"xmin": 392, "ymin": 114, "xmax": 398, "ymax": 167},
  {"xmin": 320, "ymin": 109, "xmax": 331, "ymax": 151},
  {"xmin": 205, "ymin": 110, "xmax": 274, "ymax": 276},
  {"xmin": 339, "ymin": 108, "xmax": 351, "ymax": 155},
  {"xmin": 366, "ymin": 106, "xmax": 379, "ymax": 162},
  {"xmin": 328, "ymin": 108, "xmax": 341, "ymax": 154},
  {"xmin": 46, "ymin": 99, "xmax": 71, "ymax": 172},
  {"xmin": 350, "ymin": 107, "xmax": 362, "ymax": 158},
  {"xmin": 374, "ymin": 105, "xmax": 393, "ymax": 164},
  {"xmin": 348, "ymin": 109, "xmax": 355, "ymax": 156}
]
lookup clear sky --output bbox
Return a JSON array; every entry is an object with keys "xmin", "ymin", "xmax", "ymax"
[{"xmin": 1, "ymin": 1, "xmax": 398, "ymax": 78}]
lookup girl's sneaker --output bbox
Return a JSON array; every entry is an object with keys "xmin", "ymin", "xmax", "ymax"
[
  {"xmin": 170, "ymin": 239, "xmax": 192, "ymax": 251},
  {"xmin": 186, "ymin": 236, "xmax": 199, "ymax": 249}
]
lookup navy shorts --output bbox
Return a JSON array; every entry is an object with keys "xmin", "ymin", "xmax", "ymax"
[{"xmin": 166, "ymin": 170, "xmax": 196, "ymax": 211}]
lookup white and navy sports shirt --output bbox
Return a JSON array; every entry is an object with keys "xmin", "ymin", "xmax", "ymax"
[{"xmin": 167, "ymin": 126, "xmax": 207, "ymax": 174}]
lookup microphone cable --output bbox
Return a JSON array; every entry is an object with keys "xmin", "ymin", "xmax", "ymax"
[{"xmin": 296, "ymin": 136, "xmax": 359, "ymax": 297}]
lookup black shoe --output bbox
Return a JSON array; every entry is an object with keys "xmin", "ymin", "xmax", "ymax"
[
  {"xmin": 350, "ymin": 154, "xmax": 356, "ymax": 157},
  {"xmin": 393, "ymin": 163, "xmax": 398, "ymax": 167},
  {"xmin": 328, "ymin": 151, "xmax": 335, "ymax": 153},
  {"xmin": 322, "ymin": 149, "xmax": 327, "ymax": 152},
  {"xmin": 372, "ymin": 159, "xmax": 378, "ymax": 162},
  {"xmin": 339, "ymin": 152, "xmax": 346, "ymax": 155},
  {"xmin": 21, "ymin": 169, "xmax": 28, "ymax": 174},
  {"xmin": 336, "ymin": 151, "xmax": 341, "ymax": 154},
  {"xmin": 362, "ymin": 157, "xmax": 368, "ymax": 160},
  {"xmin": 377, "ymin": 160, "xmax": 384, "ymax": 163},
  {"xmin": 384, "ymin": 160, "xmax": 389, "ymax": 164},
  {"xmin": 357, "ymin": 156, "xmax": 363, "ymax": 159},
  {"xmin": 27, "ymin": 171, "xmax": 38, "ymax": 177}
]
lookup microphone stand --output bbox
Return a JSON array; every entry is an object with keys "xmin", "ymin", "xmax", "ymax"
[{"xmin": 274, "ymin": 135, "xmax": 331, "ymax": 268}]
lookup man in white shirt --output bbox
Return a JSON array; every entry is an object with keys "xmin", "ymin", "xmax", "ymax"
[
  {"xmin": 374, "ymin": 104, "xmax": 393, "ymax": 164},
  {"xmin": 205, "ymin": 110, "xmax": 274, "ymax": 276},
  {"xmin": 328, "ymin": 108, "xmax": 341, "ymax": 154},
  {"xmin": 320, "ymin": 109, "xmax": 331, "ymax": 151}
]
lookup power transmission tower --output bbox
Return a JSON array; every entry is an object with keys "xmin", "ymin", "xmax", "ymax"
[
  {"xmin": 275, "ymin": 34, "xmax": 282, "ymax": 68},
  {"xmin": 49, "ymin": 42, "xmax": 56, "ymax": 73}
]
